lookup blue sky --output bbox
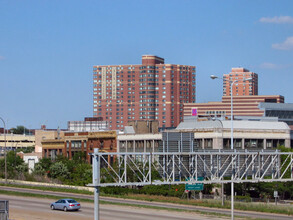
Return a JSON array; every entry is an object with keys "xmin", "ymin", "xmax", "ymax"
[{"xmin": 0, "ymin": 0, "xmax": 293, "ymax": 129}]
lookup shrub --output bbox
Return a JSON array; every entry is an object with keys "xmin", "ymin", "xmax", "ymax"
[
  {"xmin": 16, "ymin": 164, "xmax": 28, "ymax": 173},
  {"xmin": 66, "ymin": 163, "xmax": 92, "ymax": 186},
  {"xmin": 33, "ymin": 163, "xmax": 46, "ymax": 176},
  {"xmin": 235, "ymin": 195, "xmax": 252, "ymax": 202},
  {"xmin": 49, "ymin": 162, "xmax": 69, "ymax": 179}
]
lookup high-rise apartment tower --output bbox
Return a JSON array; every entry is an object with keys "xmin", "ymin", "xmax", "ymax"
[
  {"xmin": 93, "ymin": 55, "xmax": 196, "ymax": 130},
  {"xmin": 223, "ymin": 68, "xmax": 258, "ymax": 96}
]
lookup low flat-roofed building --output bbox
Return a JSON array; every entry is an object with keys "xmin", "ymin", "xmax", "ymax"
[
  {"xmin": 117, "ymin": 121, "xmax": 161, "ymax": 153},
  {"xmin": 117, "ymin": 133, "xmax": 162, "ymax": 153},
  {"xmin": 118, "ymin": 116, "xmax": 291, "ymax": 154},
  {"xmin": 42, "ymin": 131, "xmax": 117, "ymax": 163},
  {"xmin": 259, "ymin": 102, "xmax": 293, "ymax": 126},
  {"xmin": 184, "ymin": 95, "xmax": 284, "ymax": 118},
  {"xmin": 21, "ymin": 152, "xmax": 42, "ymax": 173},
  {"xmin": 0, "ymin": 133, "xmax": 35, "ymax": 152},
  {"xmin": 175, "ymin": 118, "xmax": 291, "ymax": 149}
]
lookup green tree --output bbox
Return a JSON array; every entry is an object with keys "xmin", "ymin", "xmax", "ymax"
[
  {"xmin": 49, "ymin": 162, "xmax": 69, "ymax": 179},
  {"xmin": 56, "ymin": 153, "xmax": 87, "ymax": 174},
  {"xmin": 17, "ymin": 147, "xmax": 34, "ymax": 153},
  {"xmin": 72, "ymin": 152, "xmax": 86, "ymax": 161},
  {"xmin": 68, "ymin": 163, "xmax": 92, "ymax": 186},
  {"xmin": 0, "ymin": 158, "xmax": 5, "ymax": 178},
  {"xmin": 0, "ymin": 150, "xmax": 26, "ymax": 178},
  {"xmin": 10, "ymin": 126, "xmax": 29, "ymax": 135},
  {"xmin": 33, "ymin": 163, "xmax": 45, "ymax": 176},
  {"xmin": 38, "ymin": 157, "xmax": 52, "ymax": 173},
  {"xmin": 16, "ymin": 164, "xmax": 28, "ymax": 173},
  {"xmin": 6, "ymin": 150, "xmax": 23, "ymax": 166}
]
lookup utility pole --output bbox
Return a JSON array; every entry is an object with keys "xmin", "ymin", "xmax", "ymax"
[{"xmin": 0, "ymin": 117, "xmax": 7, "ymax": 183}]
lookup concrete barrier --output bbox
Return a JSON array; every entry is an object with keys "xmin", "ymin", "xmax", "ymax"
[{"xmin": 0, "ymin": 179, "xmax": 95, "ymax": 192}]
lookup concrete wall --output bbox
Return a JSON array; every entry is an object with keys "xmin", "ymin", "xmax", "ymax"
[{"xmin": 0, "ymin": 179, "xmax": 94, "ymax": 192}]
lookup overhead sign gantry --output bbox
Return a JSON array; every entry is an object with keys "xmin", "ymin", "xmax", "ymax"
[{"xmin": 89, "ymin": 149, "xmax": 293, "ymax": 220}]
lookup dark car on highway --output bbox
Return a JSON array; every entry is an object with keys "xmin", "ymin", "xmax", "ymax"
[{"xmin": 50, "ymin": 198, "xmax": 81, "ymax": 211}]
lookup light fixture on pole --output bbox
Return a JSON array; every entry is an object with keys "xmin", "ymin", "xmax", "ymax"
[
  {"xmin": 210, "ymin": 75, "xmax": 219, "ymax": 80},
  {"xmin": 0, "ymin": 117, "xmax": 7, "ymax": 183},
  {"xmin": 210, "ymin": 75, "xmax": 252, "ymax": 220}
]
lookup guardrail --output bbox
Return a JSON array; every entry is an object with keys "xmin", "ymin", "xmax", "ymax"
[{"xmin": 0, "ymin": 200, "xmax": 9, "ymax": 220}]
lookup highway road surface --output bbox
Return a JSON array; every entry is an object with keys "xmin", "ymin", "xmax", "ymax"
[
  {"xmin": 1, "ymin": 195, "xmax": 227, "ymax": 220},
  {"xmin": 0, "ymin": 186, "xmax": 292, "ymax": 219}
]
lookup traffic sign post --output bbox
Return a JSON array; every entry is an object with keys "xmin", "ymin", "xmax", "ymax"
[
  {"xmin": 185, "ymin": 177, "xmax": 204, "ymax": 191},
  {"xmin": 274, "ymin": 191, "xmax": 278, "ymax": 205}
]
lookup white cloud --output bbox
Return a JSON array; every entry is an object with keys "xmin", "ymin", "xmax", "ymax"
[
  {"xmin": 260, "ymin": 62, "xmax": 278, "ymax": 69},
  {"xmin": 272, "ymin": 36, "xmax": 293, "ymax": 50},
  {"xmin": 260, "ymin": 16, "xmax": 293, "ymax": 24},
  {"xmin": 260, "ymin": 62, "xmax": 291, "ymax": 69}
]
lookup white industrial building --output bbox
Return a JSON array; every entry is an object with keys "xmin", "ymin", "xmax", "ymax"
[
  {"xmin": 175, "ymin": 118, "xmax": 290, "ymax": 149},
  {"xmin": 117, "ymin": 117, "xmax": 291, "ymax": 153}
]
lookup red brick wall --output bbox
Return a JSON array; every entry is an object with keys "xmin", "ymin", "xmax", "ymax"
[{"xmin": 93, "ymin": 55, "xmax": 196, "ymax": 130}]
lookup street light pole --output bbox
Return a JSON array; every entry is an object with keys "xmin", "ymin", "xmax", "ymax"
[
  {"xmin": 230, "ymin": 79, "xmax": 238, "ymax": 220},
  {"xmin": 230, "ymin": 80, "xmax": 237, "ymax": 151},
  {"xmin": 212, "ymin": 117, "xmax": 225, "ymax": 206},
  {"xmin": 0, "ymin": 117, "xmax": 7, "ymax": 183},
  {"xmin": 211, "ymin": 75, "xmax": 252, "ymax": 220}
]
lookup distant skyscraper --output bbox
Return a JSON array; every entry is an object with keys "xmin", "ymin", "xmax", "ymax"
[
  {"xmin": 93, "ymin": 55, "xmax": 196, "ymax": 130},
  {"xmin": 223, "ymin": 68, "xmax": 258, "ymax": 96}
]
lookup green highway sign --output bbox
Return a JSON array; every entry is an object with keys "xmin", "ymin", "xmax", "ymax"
[{"xmin": 185, "ymin": 177, "xmax": 204, "ymax": 191}]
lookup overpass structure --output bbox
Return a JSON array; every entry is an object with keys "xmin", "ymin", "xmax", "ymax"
[{"xmin": 89, "ymin": 149, "xmax": 293, "ymax": 220}]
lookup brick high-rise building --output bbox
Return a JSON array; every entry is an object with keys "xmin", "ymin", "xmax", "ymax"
[
  {"xmin": 223, "ymin": 68, "xmax": 258, "ymax": 96},
  {"xmin": 93, "ymin": 55, "xmax": 196, "ymax": 130}
]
